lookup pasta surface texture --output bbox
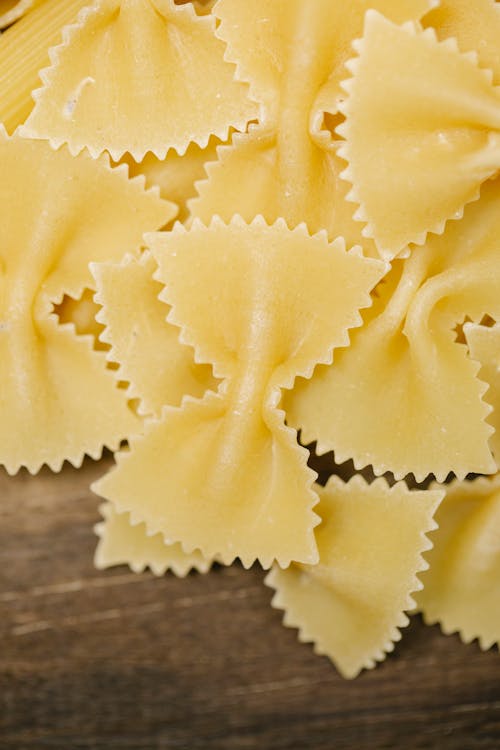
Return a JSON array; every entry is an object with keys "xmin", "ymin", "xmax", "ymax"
[
  {"xmin": 288, "ymin": 179, "xmax": 500, "ymax": 481},
  {"xmin": 266, "ymin": 476, "xmax": 442, "ymax": 678},
  {"xmin": 22, "ymin": 0, "xmax": 258, "ymax": 160},
  {"xmin": 93, "ymin": 217, "xmax": 384, "ymax": 568},
  {"xmin": 0, "ymin": 131, "xmax": 174, "ymax": 473},
  {"xmin": 417, "ymin": 476, "xmax": 500, "ymax": 650}
]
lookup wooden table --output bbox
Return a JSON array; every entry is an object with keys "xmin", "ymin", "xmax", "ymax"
[{"xmin": 1, "ymin": 458, "xmax": 499, "ymax": 749}]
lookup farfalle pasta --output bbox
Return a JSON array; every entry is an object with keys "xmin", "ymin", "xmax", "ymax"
[
  {"xmin": 95, "ymin": 502, "xmax": 213, "ymax": 577},
  {"xmin": 2, "ymin": 0, "xmax": 500, "ymax": 684},
  {"xmin": 338, "ymin": 10, "xmax": 500, "ymax": 259},
  {"xmin": 93, "ymin": 218, "xmax": 385, "ymax": 568},
  {"xmin": 417, "ymin": 475, "xmax": 500, "ymax": 650},
  {"xmin": 119, "ymin": 136, "xmax": 223, "ymax": 226},
  {"xmin": 287, "ymin": 178, "xmax": 500, "ymax": 481},
  {"xmin": 0, "ymin": 130, "xmax": 173, "ymax": 473},
  {"xmin": 266, "ymin": 476, "xmax": 443, "ymax": 678},
  {"xmin": 92, "ymin": 251, "xmax": 215, "ymax": 418},
  {"xmin": 212, "ymin": 0, "xmax": 434, "ymax": 124},
  {"xmin": 92, "ymin": 250, "xmax": 216, "ymax": 575},
  {"xmin": 423, "ymin": 0, "xmax": 500, "ymax": 83},
  {"xmin": 465, "ymin": 321, "xmax": 500, "ymax": 466},
  {"xmin": 21, "ymin": 0, "xmax": 258, "ymax": 160},
  {"xmin": 190, "ymin": 0, "xmax": 434, "ymax": 251}
]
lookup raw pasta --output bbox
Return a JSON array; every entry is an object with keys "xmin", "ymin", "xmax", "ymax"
[
  {"xmin": 95, "ymin": 502, "xmax": 213, "ymax": 577},
  {"xmin": 417, "ymin": 475, "xmax": 500, "ymax": 650},
  {"xmin": 190, "ymin": 0, "xmax": 434, "ymax": 250},
  {"xmin": 119, "ymin": 137, "xmax": 223, "ymax": 226},
  {"xmin": 21, "ymin": 0, "xmax": 258, "ymax": 160},
  {"xmin": 338, "ymin": 11, "xmax": 500, "ymax": 258},
  {"xmin": 287, "ymin": 178, "xmax": 500, "ymax": 482},
  {"xmin": 0, "ymin": 0, "xmax": 87, "ymax": 132},
  {"xmin": 92, "ymin": 251, "xmax": 215, "ymax": 418},
  {"xmin": 423, "ymin": 0, "xmax": 500, "ymax": 83},
  {"xmin": 1, "ymin": 0, "xmax": 499, "ymax": 683},
  {"xmin": 92, "ymin": 217, "xmax": 384, "ymax": 568},
  {"xmin": 0, "ymin": 131, "xmax": 174, "ymax": 473},
  {"xmin": 465, "ymin": 322, "xmax": 500, "ymax": 467},
  {"xmin": 266, "ymin": 476, "xmax": 443, "ymax": 678}
]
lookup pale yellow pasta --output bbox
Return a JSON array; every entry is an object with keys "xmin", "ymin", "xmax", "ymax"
[
  {"xmin": 213, "ymin": 0, "xmax": 434, "ymax": 124},
  {"xmin": 338, "ymin": 11, "xmax": 500, "ymax": 258},
  {"xmin": 0, "ymin": 0, "xmax": 87, "ymax": 133},
  {"xmin": 266, "ymin": 476, "xmax": 443, "ymax": 679},
  {"xmin": 0, "ymin": 130, "xmax": 175, "ymax": 474},
  {"xmin": 465, "ymin": 322, "xmax": 500, "ymax": 466},
  {"xmin": 287, "ymin": 178, "xmax": 500, "ymax": 482},
  {"xmin": 190, "ymin": 0, "xmax": 434, "ymax": 250},
  {"xmin": 417, "ymin": 475, "xmax": 500, "ymax": 650},
  {"xmin": 424, "ymin": 0, "xmax": 500, "ymax": 84},
  {"xmin": 92, "ymin": 248, "xmax": 216, "ymax": 581},
  {"xmin": 119, "ymin": 137, "xmax": 222, "ymax": 226},
  {"xmin": 92, "ymin": 218, "xmax": 385, "ymax": 568},
  {"xmin": 21, "ymin": 0, "xmax": 258, "ymax": 160},
  {"xmin": 92, "ymin": 252, "xmax": 215, "ymax": 418},
  {"xmin": 95, "ymin": 502, "xmax": 213, "ymax": 577},
  {"xmin": 190, "ymin": 126, "xmax": 371, "ymax": 254}
]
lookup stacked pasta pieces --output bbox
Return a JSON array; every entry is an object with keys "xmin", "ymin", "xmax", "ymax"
[{"xmin": 1, "ymin": 0, "xmax": 499, "ymax": 679}]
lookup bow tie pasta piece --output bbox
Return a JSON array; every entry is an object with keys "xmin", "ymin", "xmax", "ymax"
[
  {"xmin": 339, "ymin": 11, "xmax": 500, "ymax": 260},
  {"xmin": 0, "ymin": 131, "xmax": 175, "ymax": 474},
  {"xmin": 287, "ymin": 178, "xmax": 500, "ymax": 482},
  {"xmin": 214, "ymin": 0, "xmax": 435, "ymax": 124},
  {"xmin": 0, "ymin": 0, "xmax": 88, "ymax": 133},
  {"xmin": 92, "ymin": 251, "xmax": 216, "ymax": 580},
  {"xmin": 95, "ymin": 502, "xmax": 213, "ymax": 577},
  {"xmin": 189, "ymin": 0, "xmax": 434, "ymax": 249},
  {"xmin": 265, "ymin": 476, "xmax": 443, "ymax": 679},
  {"xmin": 464, "ymin": 322, "xmax": 500, "ymax": 467},
  {"xmin": 416, "ymin": 475, "xmax": 500, "ymax": 650},
  {"xmin": 120, "ymin": 136, "xmax": 222, "ymax": 226},
  {"xmin": 21, "ymin": 0, "xmax": 258, "ymax": 161},
  {"xmin": 423, "ymin": 0, "xmax": 500, "ymax": 84},
  {"xmin": 92, "ymin": 218, "xmax": 385, "ymax": 568},
  {"xmin": 92, "ymin": 252, "xmax": 216, "ymax": 418}
]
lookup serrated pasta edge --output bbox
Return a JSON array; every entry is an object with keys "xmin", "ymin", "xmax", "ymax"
[
  {"xmin": 264, "ymin": 475, "xmax": 443, "ymax": 678},
  {"xmin": 296, "ymin": 333, "xmax": 496, "ymax": 484},
  {"xmin": 20, "ymin": 0, "xmax": 259, "ymax": 161},
  {"xmin": 336, "ymin": 11, "xmax": 498, "ymax": 260},
  {"xmin": 93, "ymin": 501, "xmax": 213, "ymax": 578}
]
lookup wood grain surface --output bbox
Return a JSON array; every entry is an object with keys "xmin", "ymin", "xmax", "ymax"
[{"xmin": 1, "ymin": 458, "xmax": 499, "ymax": 750}]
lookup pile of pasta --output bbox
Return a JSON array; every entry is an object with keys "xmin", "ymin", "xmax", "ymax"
[{"xmin": 1, "ymin": 0, "xmax": 499, "ymax": 679}]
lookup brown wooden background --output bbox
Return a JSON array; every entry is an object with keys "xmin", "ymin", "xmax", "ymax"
[{"xmin": 1, "ymin": 457, "xmax": 499, "ymax": 749}]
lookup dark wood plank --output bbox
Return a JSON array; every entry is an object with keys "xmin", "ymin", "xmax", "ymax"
[{"xmin": 1, "ymin": 460, "xmax": 499, "ymax": 750}]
